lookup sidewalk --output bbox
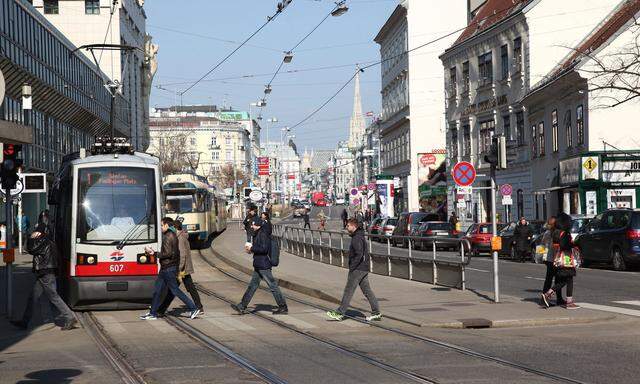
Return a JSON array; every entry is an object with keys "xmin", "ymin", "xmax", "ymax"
[{"xmin": 209, "ymin": 227, "xmax": 616, "ymax": 328}]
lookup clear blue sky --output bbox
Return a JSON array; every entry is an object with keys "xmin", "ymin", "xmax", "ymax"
[{"xmin": 146, "ymin": 0, "xmax": 398, "ymax": 150}]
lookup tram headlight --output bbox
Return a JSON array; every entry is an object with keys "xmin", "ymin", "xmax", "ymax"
[
  {"xmin": 137, "ymin": 253, "xmax": 155, "ymax": 264},
  {"xmin": 77, "ymin": 253, "xmax": 98, "ymax": 265},
  {"xmin": 139, "ymin": 255, "xmax": 147, "ymax": 263}
]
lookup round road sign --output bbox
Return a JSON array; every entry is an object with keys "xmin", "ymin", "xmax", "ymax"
[
  {"xmin": 500, "ymin": 184, "xmax": 513, "ymax": 196},
  {"xmin": 452, "ymin": 161, "xmax": 476, "ymax": 187},
  {"xmin": 249, "ymin": 190, "xmax": 263, "ymax": 202}
]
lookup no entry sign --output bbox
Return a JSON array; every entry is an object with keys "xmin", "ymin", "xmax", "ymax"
[{"xmin": 452, "ymin": 161, "xmax": 476, "ymax": 187}]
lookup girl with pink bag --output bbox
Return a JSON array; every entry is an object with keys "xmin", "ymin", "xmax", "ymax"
[{"xmin": 541, "ymin": 213, "xmax": 580, "ymax": 309}]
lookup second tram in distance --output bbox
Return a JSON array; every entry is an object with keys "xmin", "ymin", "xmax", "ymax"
[{"xmin": 163, "ymin": 173, "xmax": 227, "ymax": 249}]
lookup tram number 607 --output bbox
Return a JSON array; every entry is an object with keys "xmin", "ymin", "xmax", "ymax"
[{"xmin": 109, "ymin": 264, "xmax": 125, "ymax": 273}]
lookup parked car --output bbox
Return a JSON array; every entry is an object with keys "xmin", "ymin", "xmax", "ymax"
[
  {"xmin": 465, "ymin": 223, "xmax": 506, "ymax": 257},
  {"xmin": 415, "ymin": 221, "xmax": 459, "ymax": 250},
  {"xmin": 300, "ymin": 199, "xmax": 311, "ymax": 210},
  {"xmin": 380, "ymin": 217, "xmax": 397, "ymax": 238},
  {"xmin": 335, "ymin": 197, "xmax": 346, "ymax": 205},
  {"xmin": 368, "ymin": 218, "xmax": 384, "ymax": 237},
  {"xmin": 392, "ymin": 212, "xmax": 440, "ymax": 247},
  {"xmin": 498, "ymin": 220, "xmax": 545, "ymax": 260},
  {"xmin": 574, "ymin": 209, "xmax": 640, "ymax": 271},
  {"xmin": 315, "ymin": 199, "xmax": 327, "ymax": 207}
]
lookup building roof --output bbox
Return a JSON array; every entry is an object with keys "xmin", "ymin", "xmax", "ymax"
[
  {"xmin": 374, "ymin": 4, "xmax": 407, "ymax": 44},
  {"xmin": 452, "ymin": 0, "xmax": 531, "ymax": 46},
  {"xmin": 528, "ymin": 0, "xmax": 640, "ymax": 96}
]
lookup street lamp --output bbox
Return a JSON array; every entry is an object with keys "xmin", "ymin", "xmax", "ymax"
[
  {"xmin": 331, "ymin": 1, "xmax": 349, "ymax": 17},
  {"xmin": 283, "ymin": 51, "xmax": 294, "ymax": 63}
]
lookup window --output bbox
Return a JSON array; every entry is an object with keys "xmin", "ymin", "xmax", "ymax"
[
  {"xmin": 552, "ymin": 109, "xmax": 559, "ymax": 153},
  {"xmin": 225, "ymin": 136, "xmax": 231, "ymax": 145},
  {"xmin": 211, "ymin": 151, "xmax": 220, "ymax": 160},
  {"xmin": 564, "ymin": 110, "xmax": 573, "ymax": 148},
  {"xmin": 44, "ymin": 0, "xmax": 59, "ymax": 14},
  {"xmin": 502, "ymin": 114, "xmax": 511, "ymax": 140},
  {"xmin": 463, "ymin": 124, "xmax": 471, "ymax": 156},
  {"xmin": 516, "ymin": 111, "xmax": 525, "ymax": 146},
  {"xmin": 449, "ymin": 67, "xmax": 457, "ymax": 98},
  {"xmin": 531, "ymin": 125, "xmax": 537, "ymax": 157},
  {"xmin": 85, "ymin": 0, "xmax": 100, "ymax": 14},
  {"xmin": 479, "ymin": 119, "xmax": 495, "ymax": 154},
  {"xmin": 538, "ymin": 122, "xmax": 545, "ymax": 156},
  {"xmin": 211, "ymin": 136, "xmax": 217, "ymax": 147},
  {"xmin": 501, "ymin": 44, "xmax": 509, "ymax": 80},
  {"xmin": 190, "ymin": 137, "xmax": 196, "ymax": 146},
  {"xmin": 513, "ymin": 37, "xmax": 522, "ymax": 71},
  {"xmin": 478, "ymin": 52, "xmax": 493, "ymax": 85},
  {"xmin": 462, "ymin": 61, "xmax": 470, "ymax": 93},
  {"xmin": 577, "ymin": 105, "xmax": 584, "ymax": 145},
  {"xmin": 450, "ymin": 124, "xmax": 458, "ymax": 159},
  {"xmin": 225, "ymin": 150, "xmax": 232, "ymax": 161}
]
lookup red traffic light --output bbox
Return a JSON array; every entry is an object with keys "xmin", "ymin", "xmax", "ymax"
[{"xmin": 3, "ymin": 144, "xmax": 15, "ymax": 156}]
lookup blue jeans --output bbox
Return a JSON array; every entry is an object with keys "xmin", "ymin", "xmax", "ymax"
[
  {"xmin": 150, "ymin": 267, "xmax": 196, "ymax": 316},
  {"xmin": 240, "ymin": 269, "xmax": 287, "ymax": 309}
]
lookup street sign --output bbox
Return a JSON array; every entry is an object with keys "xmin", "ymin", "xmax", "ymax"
[
  {"xmin": 502, "ymin": 196, "xmax": 513, "ymax": 205},
  {"xmin": 456, "ymin": 201, "xmax": 466, "ymax": 208},
  {"xmin": 367, "ymin": 182, "xmax": 376, "ymax": 191},
  {"xmin": 0, "ymin": 179, "xmax": 23, "ymax": 197},
  {"xmin": 457, "ymin": 186, "xmax": 472, "ymax": 195},
  {"xmin": 362, "ymin": 149, "xmax": 375, "ymax": 157},
  {"xmin": 350, "ymin": 188, "xmax": 358, "ymax": 196},
  {"xmin": 499, "ymin": 183, "xmax": 512, "ymax": 196},
  {"xmin": 452, "ymin": 161, "xmax": 476, "ymax": 187},
  {"xmin": 358, "ymin": 185, "xmax": 367, "ymax": 192},
  {"xmin": 249, "ymin": 190, "xmax": 263, "ymax": 202},
  {"xmin": 19, "ymin": 173, "xmax": 46, "ymax": 193}
]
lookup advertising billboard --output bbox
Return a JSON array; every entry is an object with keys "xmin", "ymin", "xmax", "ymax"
[{"xmin": 417, "ymin": 152, "xmax": 447, "ymax": 220}]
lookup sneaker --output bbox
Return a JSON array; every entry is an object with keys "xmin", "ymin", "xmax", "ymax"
[
  {"xmin": 190, "ymin": 309, "xmax": 202, "ymax": 319},
  {"xmin": 366, "ymin": 312, "xmax": 383, "ymax": 322},
  {"xmin": 61, "ymin": 318, "xmax": 78, "ymax": 331},
  {"xmin": 540, "ymin": 293, "xmax": 551, "ymax": 308},
  {"xmin": 10, "ymin": 320, "xmax": 28, "ymax": 330},
  {"xmin": 140, "ymin": 313, "xmax": 158, "ymax": 321},
  {"xmin": 272, "ymin": 306, "xmax": 288, "ymax": 315},
  {"xmin": 326, "ymin": 310, "xmax": 345, "ymax": 321},
  {"xmin": 198, "ymin": 308, "xmax": 205, "ymax": 315},
  {"xmin": 231, "ymin": 303, "xmax": 248, "ymax": 315},
  {"xmin": 564, "ymin": 302, "xmax": 580, "ymax": 310}
]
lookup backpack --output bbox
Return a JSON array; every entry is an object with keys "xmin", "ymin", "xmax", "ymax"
[{"xmin": 269, "ymin": 236, "xmax": 280, "ymax": 267}]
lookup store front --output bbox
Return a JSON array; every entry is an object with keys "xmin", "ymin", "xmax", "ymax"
[{"xmin": 560, "ymin": 151, "xmax": 640, "ymax": 215}]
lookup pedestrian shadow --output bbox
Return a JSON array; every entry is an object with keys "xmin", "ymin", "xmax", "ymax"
[
  {"xmin": 16, "ymin": 368, "xmax": 82, "ymax": 383},
  {"xmin": 252, "ymin": 303, "xmax": 277, "ymax": 313}
]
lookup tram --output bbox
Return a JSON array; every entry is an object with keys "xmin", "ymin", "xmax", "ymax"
[
  {"xmin": 48, "ymin": 138, "xmax": 162, "ymax": 310},
  {"xmin": 162, "ymin": 173, "xmax": 227, "ymax": 249}
]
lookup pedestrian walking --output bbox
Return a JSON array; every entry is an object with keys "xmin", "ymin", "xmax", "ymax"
[
  {"xmin": 318, "ymin": 210, "xmax": 327, "ymax": 231},
  {"xmin": 327, "ymin": 218, "xmax": 381, "ymax": 322},
  {"xmin": 303, "ymin": 208, "xmax": 311, "ymax": 229},
  {"xmin": 513, "ymin": 217, "xmax": 533, "ymax": 262},
  {"xmin": 232, "ymin": 217, "xmax": 288, "ymax": 315},
  {"xmin": 538, "ymin": 216, "xmax": 565, "ymax": 305},
  {"xmin": 11, "ymin": 211, "xmax": 77, "ymax": 331},
  {"xmin": 157, "ymin": 219, "xmax": 203, "ymax": 316},
  {"xmin": 243, "ymin": 205, "xmax": 257, "ymax": 242},
  {"xmin": 261, "ymin": 212, "xmax": 273, "ymax": 236},
  {"xmin": 341, "ymin": 208, "xmax": 349, "ymax": 229},
  {"xmin": 541, "ymin": 213, "xmax": 580, "ymax": 309},
  {"xmin": 140, "ymin": 218, "xmax": 200, "ymax": 320}
]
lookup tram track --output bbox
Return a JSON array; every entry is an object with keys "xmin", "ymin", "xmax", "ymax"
[
  {"xmin": 78, "ymin": 312, "xmax": 148, "ymax": 384},
  {"xmin": 198, "ymin": 249, "xmax": 591, "ymax": 384}
]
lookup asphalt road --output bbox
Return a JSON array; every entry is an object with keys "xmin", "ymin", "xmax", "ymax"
[{"xmin": 279, "ymin": 206, "xmax": 640, "ymax": 308}]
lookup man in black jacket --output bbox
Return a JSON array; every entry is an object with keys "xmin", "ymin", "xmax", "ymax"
[
  {"xmin": 513, "ymin": 217, "xmax": 533, "ymax": 263},
  {"xmin": 232, "ymin": 217, "xmax": 288, "ymax": 315},
  {"xmin": 327, "ymin": 218, "xmax": 381, "ymax": 321},
  {"xmin": 11, "ymin": 211, "xmax": 77, "ymax": 331},
  {"xmin": 141, "ymin": 217, "xmax": 200, "ymax": 320},
  {"xmin": 243, "ymin": 205, "xmax": 257, "ymax": 242}
]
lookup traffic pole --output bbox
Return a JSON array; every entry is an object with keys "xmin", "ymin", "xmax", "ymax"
[
  {"xmin": 490, "ymin": 166, "xmax": 500, "ymax": 303},
  {"xmin": 4, "ymin": 187, "xmax": 13, "ymax": 318}
]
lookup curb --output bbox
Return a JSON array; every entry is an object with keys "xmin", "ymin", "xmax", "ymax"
[{"xmin": 205, "ymin": 245, "xmax": 617, "ymax": 330}]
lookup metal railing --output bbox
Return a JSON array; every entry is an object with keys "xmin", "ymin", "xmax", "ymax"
[{"xmin": 272, "ymin": 224, "xmax": 471, "ymax": 290}]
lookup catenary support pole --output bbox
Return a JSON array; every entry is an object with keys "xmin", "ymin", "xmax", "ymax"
[{"xmin": 491, "ymin": 166, "xmax": 500, "ymax": 303}]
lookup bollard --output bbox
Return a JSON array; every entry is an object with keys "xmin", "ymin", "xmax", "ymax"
[
  {"xmin": 340, "ymin": 233, "xmax": 345, "ymax": 267},
  {"xmin": 408, "ymin": 238, "xmax": 413, "ymax": 280},
  {"xmin": 432, "ymin": 240, "xmax": 438, "ymax": 285},
  {"xmin": 460, "ymin": 240, "xmax": 466, "ymax": 291},
  {"xmin": 328, "ymin": 232, "xmax": 333, "ymax": 264},
  {"xmin": 368, "ymin": 235, "xmax": 372, "ymax": 254},
  {"xmin": 387, "ymin": 237, "xmax": 391, "ymax": 256},
  {"xmin": 303, "ymin": 229, "xmax": 307, "ymax": 258}
]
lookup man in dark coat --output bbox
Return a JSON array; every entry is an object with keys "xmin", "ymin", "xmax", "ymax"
[
  {"xmin": 513, "ymin": 217, "xmax": 533, "ymax": 263},
  {"xmin": 232, "ymin": 217, "xmax": 288, "ymax": 315},
  {"xmin": 341, "ymin": 208, "xmax": 349, "ymax": 229},
  {"xmin": 141, "ymin": 217, "xmax": 199, "ymax": 320},
  {"xmin": 303, "ymin": 208, "xmax": 311, "ymax": 229},
  {"xmin": 11, "ymin": 211, "xmax": 77, "ymax": 331},
  {"xmin": 243, "ymin": 205, "xmax": 257, "ymax": 242},
  {"xmin": 327, "ymin": 218, "xmax": 381, "ymax": 321}
]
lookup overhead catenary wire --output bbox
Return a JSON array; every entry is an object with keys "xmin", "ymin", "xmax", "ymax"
[{"xmin": 180, "ymin": 4, "xmax": 293, "ymax": 96}]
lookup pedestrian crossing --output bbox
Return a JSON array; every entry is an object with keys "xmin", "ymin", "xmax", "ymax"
[{"xmin": 580, "ymin": 301, "xmax": 640, "ymax": 317}]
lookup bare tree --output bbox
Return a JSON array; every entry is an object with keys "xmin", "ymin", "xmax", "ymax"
[
  {"xmin": 220, "ymin": 163, "xmax": 248, "ymax": 190},
  {"xmin": 149, "ymin": 129, "xmax": 190, "ymax": 175},
  {"xmin": 581, "ymin": 18, "xmax": 640, "ymax": 108}
]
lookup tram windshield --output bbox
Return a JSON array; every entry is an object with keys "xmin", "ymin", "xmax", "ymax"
[
  {"xmin": 77, "ymin": 167, "xmax": 157, "ymax": 244},
  {"xmin": 164, "ymin": 189, "xmax": 208, "ymax": 213}
]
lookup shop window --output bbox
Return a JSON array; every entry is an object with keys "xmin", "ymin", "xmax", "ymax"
[
  {"xmin": 538, "ymin": 122, "xmax": 545, "ymax": 156},
  {"xmin": 577, "ymin": 105, "xmax": 584, "ymax": 145},
  {"xmin": 552, "ymin": 109, "xmax": 558, "ymax": 153}
]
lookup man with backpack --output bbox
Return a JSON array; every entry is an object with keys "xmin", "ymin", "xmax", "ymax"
[
  {"xmin": 327, "ymin": 218, "xmax": 381, "ymax": 321},
  {"xmin": 232, "ymin": 216, "xmax": 288, "ymax": 315}
]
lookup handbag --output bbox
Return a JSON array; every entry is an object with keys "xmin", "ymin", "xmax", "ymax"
[
  {"xmin": 554, "ymin": 247, "xmax": 581, "ymax": 269},
  {"xmin": 534, "ymin": 245, "xmax": 547, "ymax": 263}
]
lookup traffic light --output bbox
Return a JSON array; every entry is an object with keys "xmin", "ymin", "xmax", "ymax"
[
  {"xmin": 483, "ymin": 136, "xmax": 507, "ymax": 170},
  {"xmin": 1, "ymin": 144, "xmax": 23, "ymax": 190},
  {"xmin": 484, "ymin": 137, "xmax": 498, "ymax": 167}
]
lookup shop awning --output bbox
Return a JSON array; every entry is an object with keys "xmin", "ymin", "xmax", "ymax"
[{"xmin": 533, "ymin": 186, "xmax": 571, "ymax": 195}]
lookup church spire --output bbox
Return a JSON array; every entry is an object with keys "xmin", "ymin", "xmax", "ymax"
[{"xmin": 348, "ymin": 66, "xmax": 365, "ymax": 148}]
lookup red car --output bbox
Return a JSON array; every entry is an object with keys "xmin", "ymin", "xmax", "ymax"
[
  {"xmin": 463, "ymin": 223, "xmax": 506, "ymax": 257},
  {"xmin": 315, "ymin": 199, "xmax": 327, "ymax": 207}
]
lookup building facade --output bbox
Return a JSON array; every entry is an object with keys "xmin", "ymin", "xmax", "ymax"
[
  {"xmin": 261, "ymin": 141, "xmax": 301, "ymax": 203},
  {"xmin": 333, "ymin": 142, "xmax": 355, "ymax": 199},
  {"xmin": 375, "ymin": 0, "xmax": 466, "ymax": 213},
  {"xmin": 34, "ymin": 0, "xmax": 155, "ymax": 151},
  {"xmin": 0, "ymin": 0, "xmax": 120, "ymax": 223},
  {"xmin": 148, "ymin": 107, "xmax": 254, "ymax": 186}
]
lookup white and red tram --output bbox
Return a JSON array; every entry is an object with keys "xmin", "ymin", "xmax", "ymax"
[{"xmin": 49, "ymin": 138, "xmax": 162, "ymax": 309}]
